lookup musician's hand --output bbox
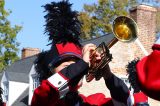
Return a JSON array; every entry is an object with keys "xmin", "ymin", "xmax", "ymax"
[{"xmin": 82, "ymin": 43, "xmax": 101, "ymax": 67}]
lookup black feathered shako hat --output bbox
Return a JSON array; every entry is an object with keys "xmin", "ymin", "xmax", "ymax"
[{"xmin": 43, "ymin": 0, "xmax": 82, "ymax": 70}]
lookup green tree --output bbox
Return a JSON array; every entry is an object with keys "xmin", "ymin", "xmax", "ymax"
[
  {"xmin": 79, "ymin": 0, "xmax": 137, "ymax": 40},
  {"xmin": 0, "ymin": 0, "xmax": 22, "ymax": 72}
]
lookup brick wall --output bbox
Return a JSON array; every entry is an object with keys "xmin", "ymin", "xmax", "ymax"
[{"xmin": 130, "ymin": 5, "xmax": 156, "ymax": 54}]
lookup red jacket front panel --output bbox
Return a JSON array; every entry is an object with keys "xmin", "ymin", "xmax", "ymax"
[{"xmin": 31, "ymin": 80, "xmax": 113, "ymax": 106}]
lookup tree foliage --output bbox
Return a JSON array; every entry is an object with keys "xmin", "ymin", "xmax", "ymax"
[
  {"xmin": 0, "ymin": 0, "xmax": 22, "ymax": 72},
  {"xmin": 79, "ymin": 0, "xmax": 137, "ymax": 40}
]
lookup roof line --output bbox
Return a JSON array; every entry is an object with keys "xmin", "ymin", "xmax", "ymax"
[
  {"xmin": 19, "ymin": 54, "xmax": 38, "ymax": 61},
  {"xmin": 81, "ymin": 33, "xmax": 112, "ymax": 43},
  {"xmin": 4, "ymin": 55, "xmax": 38, "ymax": 72}
]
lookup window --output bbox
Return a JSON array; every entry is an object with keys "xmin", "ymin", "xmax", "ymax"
[
  {"xmin": 3, "ymin": 82, "xmax": 9, "ymax": 101},
  {"xmin": 32, "ymin": 76, "xmax": 40, "ymax": 90}
]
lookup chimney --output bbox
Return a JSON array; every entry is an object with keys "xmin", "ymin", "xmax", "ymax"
[
  {"xmin": 129, "ymin": 4, "xmax": 157, "ymax": 57},
  {"xmin": 22, "ymin": 48, "xmax": 40, "ymax": 59}
]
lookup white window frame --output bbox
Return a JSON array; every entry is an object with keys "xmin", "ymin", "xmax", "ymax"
[
  {"xmin": 3, "ymin": 81, "xmax": 9, "ymax": 101},
  {"xmin": 32, "ymin": 75, "xmax": 40, "ymax": 91}
]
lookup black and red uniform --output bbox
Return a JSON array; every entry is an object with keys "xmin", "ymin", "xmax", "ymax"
[{"xmin": 31, "ymin": 59, "xmax": 132, "ymax": 106}]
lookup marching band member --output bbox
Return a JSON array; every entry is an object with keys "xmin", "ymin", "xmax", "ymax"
[
  {"xmin": 126, "ymin": 59, "xmax": 149, "ymax": 106},
  {"xmin": 136, "ymin": 38, "xmax": 160, "ymax": 101},
  {"xmin": 31, "ymin": 1, "xmax": 132, "ymax": 106}
]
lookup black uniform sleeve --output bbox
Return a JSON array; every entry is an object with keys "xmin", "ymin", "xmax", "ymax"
[
  {"xmin": 46, "ymin": 59, "xmax": 89, "ymax": 99},
  {"xmin": 60, "ymin": 59, "xmax": 89, "ymax": 79},
  {"xmin": 105, "ymin": 74, "xmax": 131, "ymax": 106},
  {"xmin": 60, "ymin": 59, "xmax": 89, "ymax": 86}
]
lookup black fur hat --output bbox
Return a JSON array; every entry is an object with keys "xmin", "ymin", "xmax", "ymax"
[
  {"xmin": 34, "ymin": 50, "xmax": 54, "ymax": 82},
  {"xmin": 126, "ymin": 58, "xmax": 140, "ymax": 93},
  {"xmin": 0, "ymin": 87, "xmax": 4, "ymax": 106}
]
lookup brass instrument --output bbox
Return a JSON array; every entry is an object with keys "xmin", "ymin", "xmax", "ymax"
[{"xmin": 86, "ymin": 16, "xmax": 138, "ymax": 82}]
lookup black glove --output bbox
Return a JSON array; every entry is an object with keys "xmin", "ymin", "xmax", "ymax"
[
  {"xmin": 95, "ymin": 63, "xmax": 112, "ymax": 81},
  {"xmin": 87, "ymin": 64, "xmax": 112, "ymax": 81}
]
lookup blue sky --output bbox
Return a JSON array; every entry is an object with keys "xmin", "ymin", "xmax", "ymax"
[{"xmin": 5, "ymin": 0, "xmax": 97, "ymax": 56}]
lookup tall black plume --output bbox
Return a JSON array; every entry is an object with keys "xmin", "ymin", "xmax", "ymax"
[{"xmin": 43, "ymin": 0, "xmax": 82, "ymax": 46}]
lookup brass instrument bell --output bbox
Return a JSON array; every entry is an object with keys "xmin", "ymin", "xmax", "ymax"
[{"xmin": 112, "ymin": 16, "xmax": 138, "ymax": 43}]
